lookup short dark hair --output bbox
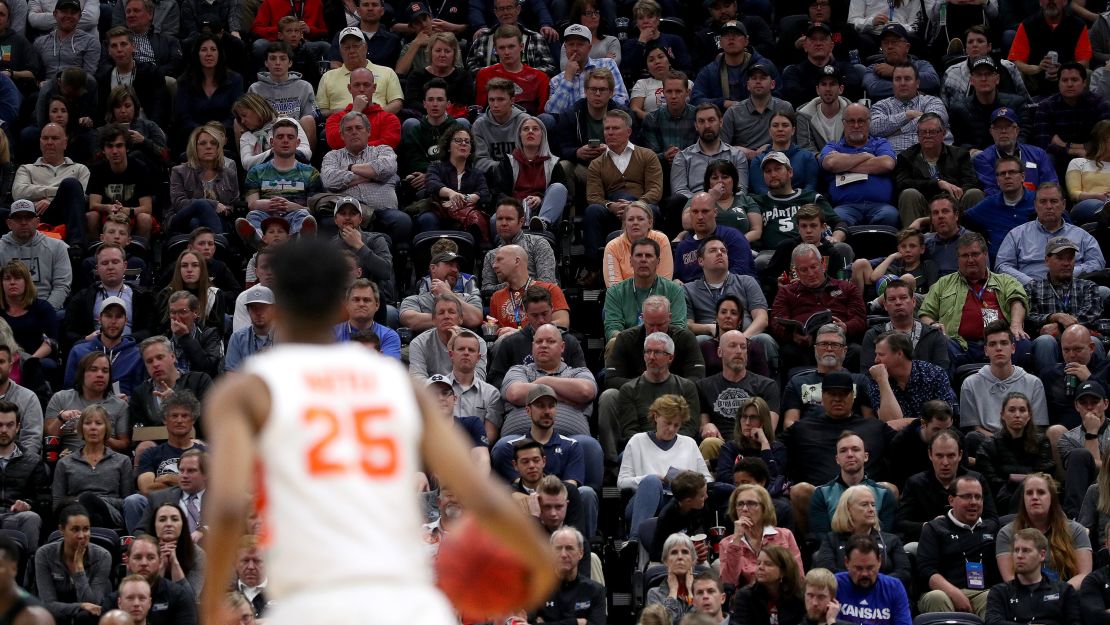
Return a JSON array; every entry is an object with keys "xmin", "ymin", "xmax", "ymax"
[
  {"xmin": 512, "ymin": 438, "xmax": 544, "ymax": 460},
  {"xmin": 928, "ymin": 428, "xmax": 963, "ymax": 453},
  {"xmin": 1060, "ymin": 61, "xmax": 1087, "ymax": 81},
  {"xmin": 266, "ymin": 41, "xmax": 293, "ymax": 59},
  {"xmin": 671, "ymin": 470, "xmax": 707, "ymax": 501},
  {"xmin": 423, "ymin": 77, "xmax": 448, "ymax": 97},
  {"xmin": 162, "ymin": 390, "xmax": 201, "ymax": 421},
  {"xmin": 496, "ymin": 196, "xmax": 525, "ymax": 219},
  {"xmin": 929, "ymin": 192, "xmax": 958, "ymax": 212},
  {"xmin": 692, "ymin": 569, "xmax": 723, "ymax": 592},
  {"xmin": 270, "ymin": 240, "xmax": 349, "ymax": 326},
  {"xmin": 0, "ymin": 400, "xmax": 18, "ymax": 425},
  {"xmin": 631, "ymin": 237, "xmax": 661, "ymax": 258},
  {"xmin": 921, "ymin": 400, "xmax": 953, "ymax": 424},
  {"xmin": 733, "ymin": 457, "xmax": 769, "ymax": 484},
  {"xmin": 983, "ymin": 319, "xmax": 1013, "ymax": 343},
  {"xmin": 98, "ymin": 123, "xmax": 131, "ymax": 149},
  {"xmin": 844, "ymin": 534, "xmax": 880, "ymax": 561},
  {"xmin": 523, "ymin": 285, "xmax": 553, "ymax": 307},
  {"xmin": 876, "ymin": 331, "xmax": 913, "ymax": 360},
  {"xmin": 946, "ymin": 473, "xmax": 982, "ymax": 497},
  {"xmin": 891, "ymin": 62, "xmax": 918, "ymax": 80},
  {"xmin": 696, "ymin": 236, "xmax": 724, "ymax": 258}
]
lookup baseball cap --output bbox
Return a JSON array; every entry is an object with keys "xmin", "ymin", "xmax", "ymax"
[
  {"xmin": 564, "ymin": 24, "xmax": 591, "ymax": 41},
  {"xmin": 806, "ymin": 21, "xmax": 833, "ymax": 36},
  {"xmin": 243, "ymin": 285, "xmax": 274, "ymax": 306},
  {"xmin": 748, "ymin": 63, "xmax": 772, "ymax": 77},
  {"xmin": 879, "ymin": 23, "xmax": 908, "ymax": 41},
  {"xmin": 1045, "ymin": 236, "xmax": 1079, "ymax": 256},
  {"xmin": 260, "ymin": 216, "xmax": 290, "ymax": 233},
  {"xmin": 990, "ymin": 106, "xmax": 1019, "ymax": 125},
  {"xmin": 431, "ymin": 251, "xmax": 460, "ymax": 264},
  {"xmin": 100, "ymin": 296, "xmax": 127, "ymax": 314},
  {"xmin": 720, "ymin": 20, "xmax": 747, "ymax": 36},
  {"xmin": 339, "ymin": 26, "xmax": 366, "ymax": 42},
  {"xmin": 332, "ymin": 196, "xmax": 361, "ymax": 215},
  {"xmin": 526, "ymin": 384, "xmax": 558, "ymax": 404},
  {"xmin": 818, "ymin": 63, "xmax": 843, "ymax": 83},
  {"xmin": 969, "ymin": 56, "xmax": 999, "ymax": 73},
  {"xmin": 425, "ymin": 374, "xmax": 453, "ymax": 390},
  {"xmin": 822, "ymin": 371, "xmax": 855, "ymax": 392},
  {"xmin": 8, "ymin": 199, "xmax": 35, "ymax": 215},
  {"xmin": 761, "ymin": 151, "xmax": 792, "ymax": 169},
  {"xmin": 407, "ymin": 1, "xmax": 430, "ymax": 18},
  {"xmin": 55, "ymin": 0, "xmax": 81, "ymax": 10},
  {"xmin": 1076, "ymin": 380, "xmax": 1107, "ymax": 401}
]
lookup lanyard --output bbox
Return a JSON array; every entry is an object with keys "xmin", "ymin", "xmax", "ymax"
[
  {"xmin": 509, "ymin": 279, "xmax": 533, "ymax": 327},
  {"xmin": 288, "ymin": 0, "xmax": 304, "ymax": 18},
  {"xmin": 1049, "ymin": 282, "xmax": 1072, "ymax": 312},
  {"xmin": 968, "ymin": 279, "xmax": 988, "ymax": 304}
]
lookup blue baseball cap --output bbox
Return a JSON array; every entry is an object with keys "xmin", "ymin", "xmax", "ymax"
[{"xmin": 990, "ymin": 106, "xmax": 1019, "ymax": 125}]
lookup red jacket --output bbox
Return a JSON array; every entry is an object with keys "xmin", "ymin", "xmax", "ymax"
[
  {"xmin": 770, "ymin": 278, "xmax": 866, "ymax": 342},
  {"xmin": 325, "ymin": 103, "xmax": 401, "ymax": 150},
  {"xmin": 252, "ymin": 0, "xmax": 328, "ymax": 41}
]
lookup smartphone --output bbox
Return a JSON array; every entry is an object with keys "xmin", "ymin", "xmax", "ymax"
[{"xmin": 588, "ymin": 139, "xmax": 601, "ymax": 148}]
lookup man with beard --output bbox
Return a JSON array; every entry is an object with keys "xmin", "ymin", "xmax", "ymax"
[
  {"xmin": 780, "ymin": 20, "xmax": 864, "ymax": 106},
  {"xmin": 0, "ymin": 349, "xmax": 41, "ymax": 460},
  {"xmin": 64, "ymin": 297, "xmax": 145, "ymax": 395},
  {"xmin": 0, "ymin": 536, "xmax": 50, "ymax": 625},
  {"xmin": 720, "ymin": 65, "xmax": 795, "ymax": 161},
  {"xmin": 835, "ymin": 535, "xmax": 911, "ymax": 625},
  {"xmin": 0, "ymin": 402, "xmax": 46, "ymax": 552},
  {"xmin": 400, "ymin": 251, "xmax": 482, "ymax": 332},
  {"xmin": 782, "ymin": 324, "xmax": 874, "ymax": 429},
  {"xmin": 667, "ymin": 103, "xmax": 748, "ymax": 226},
  {"xmin": 696, "ymin": 331, "xmax": 780, "ymax": 457},
  {"xmin": 972, "ymin": 107, "xmax": 1058, "ymax": 195},
  {"xmin": 860, "ymin": 280, "xmax": 950, "ymax": 371},
  {"xmin": 797, "ymin": 65, "xmax": 853, "ymax": 153},
  {"xmin": 1008, "ymin": 0, "xmax": 1093, "ymax": 98},
  {"xmin": 128, "ymin": 336, "xmax": 212, "ymax": 430},
  {"xmin": 530, "ymin": 527, "xmax": 605, "ymax": 625},
  {"xmin": 744, "ymin": 152, "xmax": 843, "ymax": 253},
  {"xmin": 101, "ymin": 537, "xmax": 195, "ymax": 625},
  {"xmin": 985, "ymin": 528, "xmax": 1078, "ymax": 625},
  {"xmin": 328, "ymin": 196, "xmax": 396, "ymax": 306},
  {"xmin": 64, "ymin": 243, "xmax": 156, "ymax": 349}
]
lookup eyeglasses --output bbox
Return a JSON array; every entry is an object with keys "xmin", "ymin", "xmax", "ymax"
[
  {"xmin": 954, "ymin": 493, "xmax": 984, "ymax": 501},
  {"xmin": 582, "ymin": 9, "xmax": 600, "ymax": 16},
  {"xmin": 169, "ymin": 308, "xmax": 193, "ymax": 316},
  {"xmin": 451, "ymin": 137, "xmax": 471, "ymax": 145},
  {"xmin": 815, "ymin": 341, "xmax": 846, "ymax": 349},
  {"xmin": 586, "ymin": 86, "xmax": 611, "ymax": 94},
  {"xmin": 644, "ymin": 349, "xmax": 671, "ymax": 357},
  {"xmin": 918, "ymin": 128, "xmax": 944, "ymax": 136},
  {"xmin": 735, "ymin": 500, "xmax": 761, "ymax": 509}
]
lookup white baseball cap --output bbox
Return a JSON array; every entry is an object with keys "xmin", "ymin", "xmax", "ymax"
[{"xmin": 563, "ymin": 24, "xmax": 591, "ymax": 40}]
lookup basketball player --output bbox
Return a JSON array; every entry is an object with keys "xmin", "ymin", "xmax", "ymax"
[{"xmin": 200, "ymin": 240, "xmax": 557, "ymax": 625}]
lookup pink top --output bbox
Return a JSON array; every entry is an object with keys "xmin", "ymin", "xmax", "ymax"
[{"xmin": 718, "ymin": 525, "xmax": 804, "ymax": 588}]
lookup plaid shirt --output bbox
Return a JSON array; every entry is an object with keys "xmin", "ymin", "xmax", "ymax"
[
  {"xmin": 465, "ymin": 26, "xmax": 556, "ymax": 76},
  {"xmin": 545, "ymin": 56, "xmax": 628, "ymax": 115},
  {"xmin": 1034, "ymin": 92, "xmax": 1110, "ymax": 161},
  {"xmin": 132, "ymin": 33, "xmax": 155, "ymax": 65},
  {"xmin": 320, "ymin": 145, "xmax": 400, "ymax": 211},
  {"xmin": 641, "ymin": 103, "xmax": 698, "ymax": 157},
  {"xmin": 1024, "ymin": 276, "xmax": 1103, "ymax": 328},
  {"xmin": 869, "ymin": 93, "xmax": 950, "ymax": 153}
]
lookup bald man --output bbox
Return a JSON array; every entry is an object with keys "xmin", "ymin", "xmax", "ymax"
[
  {"xmin": 100, "ymin": 610, "xmax": 133, "ymax": 625},
  {"xmin": 1042, "ymin": 324, "xmax": 1110, "ymax": 437},
  {"xmin": 500, "ymin": 324, "xmax": 597, "ymax": 436},
  {"xmin": 489, "ymin": 245, "xmax": 570, "ymax": 332},
  {"xmin": 11, "ymin": 122, "xmax": 91, "ymax": 249},
  {"xmin": 322, "ymin": 67, "xmax": 402, "ymax": 150}
]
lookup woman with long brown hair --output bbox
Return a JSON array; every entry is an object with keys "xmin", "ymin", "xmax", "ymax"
[
  {"xmin": 730, "ymin": 545, "xmax": 805, "ymax": 625},
  {"xmin": 1066, "ymin": 119, "xmax": 1110, "ymax": 224},
  {"xmin": 156, "ymin": 250, "xmax": 228, "ymax": 330},
  {"xmin": 996, "ymin": 473, "xmax": 1092, "ymax": 588}
]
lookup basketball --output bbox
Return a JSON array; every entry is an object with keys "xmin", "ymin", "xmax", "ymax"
[{"xmin": 435, "ymin": 515, "xmax": 532, "ymax": 620}]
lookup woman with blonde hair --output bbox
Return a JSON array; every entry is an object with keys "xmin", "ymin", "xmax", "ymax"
[
  {"xmin": 168, "ymin": 123, "xmax": 239, "ymax": 235},
  {"xmin": 813, "ymin": 484, "xmax": 911, "ymax": 588},
  {"xmin": 618, "ymin": 391, "xmax": 712, "ymax": 542},
  {"xmin": 224, "ymin": 592, "xmax": 255, "ymax": 625},
  {"xmin": 718, "ymin": 484, "xmax": 802, "ymax": 587},
  {"xmin": 233, "ymin": 92, "xmax": 311, "ymax": 170},
  {"xmin": 602, "ymin": 201, "xmax": 674, "ymax": 287},
  {"xmin": 401, "ymin": 32, "xmax": 473, "ymax": 119},
  {"xmin": 1066, "ymin": 119, "xmax": 1110, "ymax": 224},
  {"xmin": 52, "ymin": 405, "xmax": 134, "ymax": 529},
  {"xmin": 0, "ymin": 260, "xmax": 57, "ymax": 367}
]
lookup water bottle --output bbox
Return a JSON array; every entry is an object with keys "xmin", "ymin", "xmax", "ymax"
[
  {"xmin": 1066, "ymin": 373, "xmax": 1079, "ymax": 397},
  {"xmin": 849, "ymin": 49, "xmax": 861, "ymax": 65}
]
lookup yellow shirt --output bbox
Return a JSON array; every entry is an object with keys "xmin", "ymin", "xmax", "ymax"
[{"xmin": 315, "ymin": 61, "xmax": 403, "ymax": 112}]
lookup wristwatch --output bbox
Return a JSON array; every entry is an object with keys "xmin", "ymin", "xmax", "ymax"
[{"xmin": 1085, "ymin": 431, "xmax": 1100, "ymax": 440}]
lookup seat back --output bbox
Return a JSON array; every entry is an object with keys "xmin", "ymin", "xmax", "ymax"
[
  {"xmin": 912, "ymin": 612, "xmax": 984, "ymax": 625},
  {"xmin": 846, "ymin": 225, "xmax": 899, "ymax": 261},
  {"xmin": 412, "ymin": 230, "xmax": 477, "ymax": 276}
]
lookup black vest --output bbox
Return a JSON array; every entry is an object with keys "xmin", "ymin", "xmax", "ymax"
[{"xmin": 1022, "ymin": 14, "xmax": 1087, "ymax": 65}]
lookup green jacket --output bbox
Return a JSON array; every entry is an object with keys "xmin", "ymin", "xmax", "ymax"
[
  {"xmin": 603, "ymin": 277, "xmax": 687, "ymax": 340},
  {"xmin": 918, "ymin": 270, "xmax": 1028, "ymax": 349}
]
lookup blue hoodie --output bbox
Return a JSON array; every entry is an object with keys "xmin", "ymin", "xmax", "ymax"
[
  {"xmin": 834, "ymin": 572, "xmax": 911, "ymax": 625},
  {"xmin": 64, "ymin": 335, "xmax": 144, "ymax": 396}
]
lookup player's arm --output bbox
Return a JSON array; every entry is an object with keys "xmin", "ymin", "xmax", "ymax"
[
  {"xmin": 417, "ymin": 387, "xmax": 557, "ymax": 609},
  {"xmin": 200, "ymin": 373, "xmax": 271, "ymax": 625}
]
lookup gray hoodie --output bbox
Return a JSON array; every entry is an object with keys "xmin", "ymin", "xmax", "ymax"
[
  {"xmin": 249, "ymin": 71, "xmax": 318, "ymax": 120},
  {"xmin": 0, "ymin": 231, "xmax": 71, "ymax": 309},
  {"xmin": 959, "ymin": 364, "xmax": 1047, "ymax": 433},
  {"xmin": 472, "ymin": 106, "xmax": 526, "ymax": 173}
]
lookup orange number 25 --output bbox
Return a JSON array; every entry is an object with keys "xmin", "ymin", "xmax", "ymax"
[{"xmin": 304, "ymin": 407, "xmax": 398, "ymax": 477}]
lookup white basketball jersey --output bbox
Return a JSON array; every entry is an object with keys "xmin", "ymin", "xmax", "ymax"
[{"xmin": 243, "ymin": 343, "xmax": 430, "ymax": 598}]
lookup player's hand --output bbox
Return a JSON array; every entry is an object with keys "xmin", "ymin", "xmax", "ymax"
[{"xmin": 415, "ymin": 471, "xmax": 430, "ymax": 492}]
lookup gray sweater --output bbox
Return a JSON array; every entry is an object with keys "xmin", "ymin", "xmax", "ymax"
[
  {"xmin": 480, "ymin": 231, "xmax": 558, "ymax": 297},
  {"xmin": 0, "ymin": 231, "xmax": 73, "ymax": 310},
  {"xmin": 249, "ymin": 71, "xmax": 318, "ymax": 119},
  {"xmin": 51, "ymin": 448, "xmax": 134, "ymax": 510},
  {"xmin": 34, "ymin": 540, "xmax": 112, "ymax": 620},
  {"xmin": 472, "ymin": 107, "xmax": 526, "ymax": 173},
  {"xmin": 959, "ymin": 365, "xmax": 1047, "ymax": 432}
]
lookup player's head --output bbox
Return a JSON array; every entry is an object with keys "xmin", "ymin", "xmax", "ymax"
[{"xmin": 269, "ymin": 240, "xmax": 350, "ymax": 339}]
